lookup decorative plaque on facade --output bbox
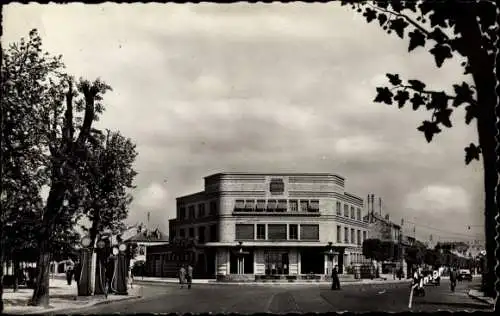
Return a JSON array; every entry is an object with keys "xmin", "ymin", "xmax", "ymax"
[{"xmin": 269, "ymin": 178, "xmax": 285, "ymax": 195}]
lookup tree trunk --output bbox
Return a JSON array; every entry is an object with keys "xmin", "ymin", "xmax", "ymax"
[
  {"xmin": 29, "ymin": 180, "xmax": 65, "ymax": 306},
  {"xmin": 0, "ymin": 256, "xmax": 4, "ymax": 314},
  {"xmin": 12, "ymin": 258, "xmax": 19, "ymax": 293},
  {"xmin": 28, "ymin": 243, "xmax": 51, "ymax": 307}
]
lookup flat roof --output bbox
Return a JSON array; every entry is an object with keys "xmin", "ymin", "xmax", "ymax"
[{"xmin": 204, "ymin": 172, "xmax": 346, "ymax": 180}]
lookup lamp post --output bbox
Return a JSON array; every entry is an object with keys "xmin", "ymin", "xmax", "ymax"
[
  {"xmin": 94, "ymin": 238, "xmax": 107, "ymax": 296},
  {"xmin": 112, "ymin": 243, "xmax": 128, "ymax": 295},
  {"xmin": 78, "ymin": 236, "xmax": 93, "ymax": 296}
]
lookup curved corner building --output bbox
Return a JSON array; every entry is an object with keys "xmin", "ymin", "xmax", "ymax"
[{"xmin": 166, "ymin": 172, "xmax": 371, "ymax": 281}]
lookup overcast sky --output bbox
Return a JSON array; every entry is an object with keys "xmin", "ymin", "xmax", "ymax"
[{"xmin": 3, "ymin": 3, "xmax": 484, "ymax": 244}]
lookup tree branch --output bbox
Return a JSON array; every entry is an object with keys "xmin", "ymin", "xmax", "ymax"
[
  {"xmin": 63, "ymin": 80, "xmax": 74, "ymax": 148},
  {"xmin": 76, "ymin": 83, "xmax": 96, "ymax": 146},
  {"xmin": 367, "ymin": 3, "xmax": 452, "ymax": 44}
]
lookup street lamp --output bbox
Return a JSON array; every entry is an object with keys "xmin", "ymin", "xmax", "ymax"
[
  {"xmin": 78, "ymin": 236, "xmax": 92, "ymax": 296},
  {"xmin": 111, "ymin": 243, "xmax": 128, "ymax": 295}
]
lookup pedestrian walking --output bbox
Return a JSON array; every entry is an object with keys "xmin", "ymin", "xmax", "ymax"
[
  {"xmin": 66, "ymin": 265, "xmax": 74, "ymax": 285},
  {"xmin": 187, "ymin": 264, "xmax": 193, "ymax": 289},
  {"xmin": 449, "ymin": 266, "xmax": 457, "ymax": 292},
  {"xmin": 331, "ymin": 265, "xmax": 340, "ymax": 290},
  {"xmin": 74, "ymin": 260, "xmax": 82, "ymax": 286},
  {"xmin": 179, "ymin": 265, "xmax": 186, "ymax": 289}
]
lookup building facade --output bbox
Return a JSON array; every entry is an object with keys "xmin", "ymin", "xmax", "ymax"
[{"xmin": 167, "ymin": 173, "xmax": 371, "ymax": 280}]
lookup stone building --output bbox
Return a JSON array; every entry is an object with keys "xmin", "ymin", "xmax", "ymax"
[{"xmin": 164, "ymin": 172, "xmax": 371, "ymax": 281}]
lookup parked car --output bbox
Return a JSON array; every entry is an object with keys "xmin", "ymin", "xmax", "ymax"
[{"xmin": 458, "ymin": 269, "xmax": 472, "ymax": 281}]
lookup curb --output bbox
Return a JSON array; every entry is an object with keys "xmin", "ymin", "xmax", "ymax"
[
  {"xmin": 136, "ymin": 279, "xmax": 410, "ymax": 286},
  {"xmin": 467, "ymin": 290, "xmax": 495, "ymax": 307},
  {"xmin": 21, "ymin": 294, "xmax": 143, "ymax": 315}
]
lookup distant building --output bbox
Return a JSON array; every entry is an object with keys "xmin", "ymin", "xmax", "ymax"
[
  {"xmin": 365, "ymin": 212, "xmax": 402, "ymax": 245},
  {"xmin": 162, "ymin": 172, "xmax": 371, "ymax": 281},
  {"xmin": 124, "ymin": 226, "xmax": 169, "ymax": 266}
]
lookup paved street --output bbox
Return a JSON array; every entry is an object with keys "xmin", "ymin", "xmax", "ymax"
[{"xmin": 57, "ymin": 278, "xmax": 492, "ymax": 314}]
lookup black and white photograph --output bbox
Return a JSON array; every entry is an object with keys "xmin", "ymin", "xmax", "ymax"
[{"xmin": 1, "ymin": 1, "xmax": 498, "ymax": 314}]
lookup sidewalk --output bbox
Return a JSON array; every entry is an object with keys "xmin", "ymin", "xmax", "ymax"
[
  {"xmin": 135, "ymin": 276, "xmax": 411, "ymax": 286},
  {"xmin": 3, "ymin": 278, "xmax": 143, "ymax": 315},
  {"xmin": 467, "ymin": 288, "xmax": 496, "ymax": 307}
]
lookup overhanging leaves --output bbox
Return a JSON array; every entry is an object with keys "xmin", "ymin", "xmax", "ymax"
[
  {"xmin": 417, "ymin": 120, "xmax": 442, "ymax": 142},
  {"xmin": 408, "ymin": 29, "xmax": 426, "ymax": 52},
  {"xmin": 465, "ymin": 143, "xmax": 481, "ymax": 165},
  {"xmin": 429, "ymin": 44, "xmax": 453, "ymax": 68},
  {"xmin": 374, "ymin": 87, "xmax": 394, "ymax": 105},
  {"xmin": 394, "ymin": 90, "xmax": 410, "ymax": 108}
]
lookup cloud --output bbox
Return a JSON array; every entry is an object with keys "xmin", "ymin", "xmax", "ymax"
[
  {"xmin": 135, "ymin": 182, "xmax": 169, "ymax": 210},
  {"xmin": 404, "ymin": 185, "xmax": 470, "ymax": 213},
  {"xmin": 3, "ymin": 2, "xmax": 482, "ymax": 239}
]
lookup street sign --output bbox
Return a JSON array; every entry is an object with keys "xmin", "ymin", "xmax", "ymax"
[{"xmin": 81, "ymin": 236, "xmax": 91, "ymax": 248}]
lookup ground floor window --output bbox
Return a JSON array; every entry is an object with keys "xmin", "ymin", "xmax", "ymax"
[
  {"xmin": 264, "ymin": 250, "xmax": 289, "ymax": 275},
  {"xmin": 230, "ymin": 250, "xmax": 254, "ymax": 274},
  {"xmin": 300, "ymin": 248, "xmax": 324, "ymax": 274}
]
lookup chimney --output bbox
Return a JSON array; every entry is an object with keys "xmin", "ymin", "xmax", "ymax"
[{"xmin": 379, "ymin": 197, "xmax": 382, "ymax": 216}]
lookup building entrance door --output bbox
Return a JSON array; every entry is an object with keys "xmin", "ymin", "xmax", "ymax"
[{"xmin": 265, "ymin": 251, "xmax": 289, "ymax": 275}]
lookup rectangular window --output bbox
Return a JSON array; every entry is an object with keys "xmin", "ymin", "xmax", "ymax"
[
  {"xmin": 245, "ymin": 200, "xmax": 255, "ymax": 211},
  {"xmin": 189, "ymin": 227, "xmax": 194, "ymax": 238},
  {"xmin": 210, "ymin": 224, "xmax": 217, "ymax": 242},
  {"xmin": 300, "ymin": 200, "xmax": 308, "ymax": 212},
  {"xmin": 300, "ymin": 224, "xmax": 319, "ymax": 241},
  {"xmin": 344, "ymin": 227, "xmax": 349, "ymax": 243},
  {"xmin": 309, "ymin": 200, "xmax": 319, "ymax": 212},
  {"xmin": 199, "ymin": 226, "xmax": 206, "ymax": 243},
  {"xmin": 180, "ymin": 207, "xmax": 186, "ymax": 220},
  {"xmin": 356, "ymin": 208, "xmax": 361, "ymax": 221},
  {"xmin": 256, "ymin": 200, "xmax": 266, "ymax": 212},
  {"xmin": 357, "ymin": 230, "xmax": 361, "ymax": 245},
  {"xmin": 189, "ymin": 206, "xmax": 195, "ymax": 219},
  {"xmin": 337, "ymin": 225, "xmax": 341, "ymax": 243},
  {"xmin": 336, "ymin": 201, "xmax": 341, "ymax": 215},
  {"xmin": 267, "ymin": 200, "xmax": 277, "ymax": 212},
  {"xmin": 344, "ymin": 204, "xmax": 349, "ymax": 217},
  {"xmin": 351, "ymin": 228, "xmax": 355, "ymax": 245},
  {"xmin": 198, "ymin": 203, "xmax": 205, "ymax": 218},
  {"xmin": 350, "ymin": 206, "xmax": 355, "ymax": 219},
  {"xmin": 363, "ymin": 231, "xmax": 367, "ymax": 242},
  {"xmin": 209, "ymin": 201, "xmax": 217, "ymax": 215},
  {"xmin": 289, "ymin": 224, "xmax": 298, "ymax": 240},
  {"xmin": 277, "ymin": 200, "xmax": 287, "ymax": 212},
  {"xmin": 256, "ymin": 224, "xmax": 266, "ymax": 240},
  {"xmin": 268, "ymin": 224, "xmax": 287, "ymax": 240},
  {"xmin": 235, "ymin": 224, "xmax": 255, "ymax": 240},
  {"xmin": 180, "ymin": 228, "xmax": 185, "ymax": 238},
  {"xmin": 235, "ymin": 199, "xmax": 245, "ymax": 211},
  {"xmin": 289, "ymin": 200, "xmax": 298, "ymax": 212}
]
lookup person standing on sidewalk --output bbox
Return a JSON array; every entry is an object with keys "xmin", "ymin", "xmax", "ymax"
[
  {"xmin": 450, "ymin": 266, "xmax": 458, "ymax": 292},
  {"xmin": 331, "ymin": 265, "xmax": 340, "ymax": 290},
  {"xmin": 179, "ymin": 265, "xmax": 186, "ymax": 289},
  {"xmin": 187, "ymin": 264, "xmax": 193, "ymax": 289},
  {"xmin": 66, "ymin": 265, "xmax": 74, "ymax": 285},
  {"xmin": 74, "ymin": 260, "xmax": 82, "ymax": 287}
]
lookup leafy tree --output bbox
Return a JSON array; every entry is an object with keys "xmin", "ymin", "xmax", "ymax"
[
  {"xmin": 1, "ymin": 28, "xmax": 62, "ymax": 310},
  {"xmin": 342, "ymin": 0, "xmax": 498, "ymax": 298},
  {"xmin": 2, "ymin": 29, "xmax": 112, "ymax": 306},
  {"xmin": 76, "ymin": 130, "xmax": 138, "ymax": 249}
]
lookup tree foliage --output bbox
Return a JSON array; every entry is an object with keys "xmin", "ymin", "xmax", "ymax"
[
  {"xmin": 362, "ymin": 238, "xmax": 398, "ymax": 262},
  {"xmin": 76, "ymin": 129, "xmax": 138, "ymax": 247},
  {"xmin": 342, "ymin": 0, "xmax": 498, "ymax": 298},
  {"xmin": 1, "ymin": 29, "xmax": 136, "ymax": 308}
]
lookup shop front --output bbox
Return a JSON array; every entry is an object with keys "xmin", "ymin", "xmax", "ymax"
[{"xmin": 213, "ymin": 244, "xmax": 348, "ymax": 281}]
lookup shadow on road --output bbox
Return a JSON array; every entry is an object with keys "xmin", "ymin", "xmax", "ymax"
[{"xmin": 417, "ymin": 301, "xmax": 492, "ymax": 310}]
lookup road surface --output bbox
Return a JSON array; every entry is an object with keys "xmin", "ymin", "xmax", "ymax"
[{"xmin": 59, "ymin": 279, "xmax": 492, "ymax": 314}]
